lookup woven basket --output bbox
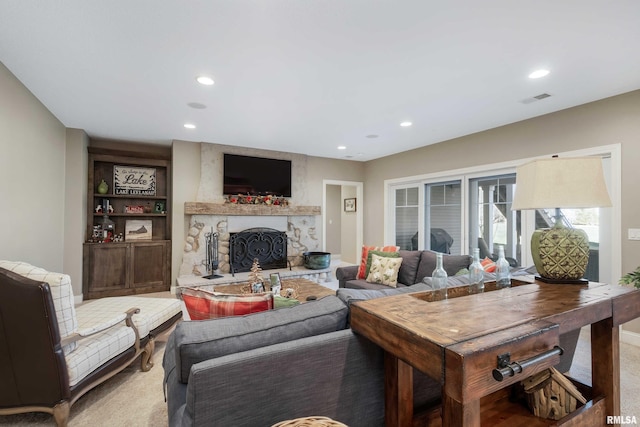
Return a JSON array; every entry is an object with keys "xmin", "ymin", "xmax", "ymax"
[{"xmin": 271, "ymin": 416, "xmax": 348, "ymax": 427}]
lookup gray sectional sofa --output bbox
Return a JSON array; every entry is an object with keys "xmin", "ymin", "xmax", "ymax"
[
  {"xmin": 163, "ymin": 282, "xmax": 580, "ymax": 427},
  {"xmin": 337, "ymin": 249, "xmax": 472, "ymax": 290}
]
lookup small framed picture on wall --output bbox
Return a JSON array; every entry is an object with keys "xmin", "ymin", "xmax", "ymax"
[{"xmin": 344, "ymin": 198, "xmax": 356, "ymax": 212}]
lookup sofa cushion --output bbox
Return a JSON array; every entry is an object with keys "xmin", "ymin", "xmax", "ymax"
[
  {"xmin": 365, "ymin": 254, "xmax": 403, "ymax": 287},
  {"xmin": 0, "ymin": 260, "xmax": 78, "ymax": 355},
  {"xmin": 173, "ymin": 295, "xmax": 348, "ymax": 383},
  {"xmin": 78, "ymin": 296, "xmax": 183, "ymax": 338},
  {"xmin": 337, "ymin": 283, "xmax": 431, "ymax": 308},
  {"xmin": 415, "ymin": 251, "xmax": 472, "ymax": 283},
  {"xmin": 397, "ymin": 250, "xmax": 421, "ymax": 285},
  {"xmin": 344, "ymin": 279, "xmax": 408, "ymax": 290},
  {"xmin": 357, "ymin": 245, "xmax": 400, "ymax": 279},
  {"xmin": 181, "ymin": 287, "xmax": 273, "ymax": 320}
]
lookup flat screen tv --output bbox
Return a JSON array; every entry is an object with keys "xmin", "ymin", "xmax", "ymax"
[{"xmin": 223, "ymin": 154, "xmax": 292, "ymax": 197}]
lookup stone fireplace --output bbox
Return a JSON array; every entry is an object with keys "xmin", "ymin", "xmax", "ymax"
[
  {"xmin": 179, "ymin": 207, "xmax": 321, "ymax": 277},
  {"xmin": 179, "ymin": 144, "xmax": 324, "ymax": 280}
]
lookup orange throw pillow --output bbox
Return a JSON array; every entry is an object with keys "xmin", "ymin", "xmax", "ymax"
[
  {"xmin": 357, "ymin": 245, "xmax": 400, "ymax": 279},
  {"xmin": 481, "ymin": 257, "xmax": 496, "ymax": 273}
]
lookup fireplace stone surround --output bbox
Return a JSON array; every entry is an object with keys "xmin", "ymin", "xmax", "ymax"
[
  {"xmin": 178, "ymin": 143, "xmax": 328, "ymax": 285},
  {"xmin": 179, "ymin": 204, "xmax": 323, "ymax": 278}
]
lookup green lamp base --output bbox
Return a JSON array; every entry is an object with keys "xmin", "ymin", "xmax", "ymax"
[{"xmin": 531, "ymin": 222, "xmax": 590, "ymax": 284}]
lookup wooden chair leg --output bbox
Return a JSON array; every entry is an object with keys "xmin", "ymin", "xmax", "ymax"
[
  {"xmin": 52, "ymin": 401, "xmax": 70, "ymax": 427},
  {"xmin": 140, "ymin": 338, "xmax": 155, "ymax": 372}
]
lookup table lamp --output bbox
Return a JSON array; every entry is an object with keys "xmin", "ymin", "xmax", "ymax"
[{"xmin": 511, "ymin": 156, "xmax": 612, "ymax": 284}]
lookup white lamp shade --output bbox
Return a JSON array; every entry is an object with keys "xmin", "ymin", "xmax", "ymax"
[{"xmin": 511, "ymin": 157, "xmax": 612, "ymax": 210}]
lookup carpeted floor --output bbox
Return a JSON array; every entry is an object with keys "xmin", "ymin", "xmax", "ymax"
[{"xmin": 1, "ymin": 298, "xmax": 638, "ymax": 425}]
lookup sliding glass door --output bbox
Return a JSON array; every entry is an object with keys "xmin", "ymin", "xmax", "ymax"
[{"xmin": 424, "ymin": 181, "xmax": 461, "ymax": 254}]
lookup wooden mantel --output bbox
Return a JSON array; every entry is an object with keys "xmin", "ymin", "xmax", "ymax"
[{"xmin": 184, "ymin": 202, "xmax": 321, "ymax": 216}]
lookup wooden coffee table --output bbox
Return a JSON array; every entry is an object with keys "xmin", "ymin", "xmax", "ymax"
[{"xmin": 213, "ymin": 278, "xmax": 335, "ymax": 302}]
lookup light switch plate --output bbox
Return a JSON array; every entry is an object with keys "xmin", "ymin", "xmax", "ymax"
[{"xmin": 628, "ymin": 228, "xmax": 640, "ymax": 240}]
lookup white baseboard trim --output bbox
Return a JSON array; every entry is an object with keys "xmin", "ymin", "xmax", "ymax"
[
  {"xmin": 74, "ymin": 294, "xmax": 83, "ymax": 305},
  {"xmin": 621, "ymin": 329, "xmax": 640, "ymax": 347}
]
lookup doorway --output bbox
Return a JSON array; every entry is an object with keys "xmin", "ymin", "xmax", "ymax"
[{"xmin": 323, "ymin": 180, "xmax": 363, "ymax": 264}]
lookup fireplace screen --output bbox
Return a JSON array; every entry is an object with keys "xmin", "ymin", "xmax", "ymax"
[{"xmin": 229, "ymin": 228, "xmax": 288, "ymax": 274}]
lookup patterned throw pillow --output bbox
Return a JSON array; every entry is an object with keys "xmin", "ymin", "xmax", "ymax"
[
  {"xmin": 365, "ymin": 254, "xmax": 404, "ymax": 287},
  {"xmin": 357, "ymin": 245, "xmax": 400, "ymax": 279},
  {"xmin": 365, "ymin": 250, "xmax": 400, "ymax": 278},
  {"xmin": 181, "ymin": 287, "xmax": 274, "ymax": 320}
]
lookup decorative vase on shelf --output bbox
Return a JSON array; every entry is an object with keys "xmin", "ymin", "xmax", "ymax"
[{"xmin": 97, "ymin": 179, "xmax": 109, "ymax": 194}]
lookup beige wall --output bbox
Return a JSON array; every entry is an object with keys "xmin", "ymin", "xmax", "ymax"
[
  {"xmin": 363, "ymin": 90, "xmax": 640, "ymax": 334},
  {"xmin": 171, "ymin": 140, "xmax": 201, "ymax": 288},
  {"xmin": 64, "ymin": 128, "xmax": 89, "ymax": 297},
  {"xmin": 341, "ymin": 185, "xmax": 359, "ymax": 263},
  {"xmin": 325, "ymin": 185, "xmax": 342, "ymax": 256},
  {"xmin": 0, "ymin": 62, "xmax": 67, "ymax": 273}
]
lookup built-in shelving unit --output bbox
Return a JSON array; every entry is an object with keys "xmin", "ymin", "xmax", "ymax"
[{"xmin": 83, "ymin": 146, "xmax": 172, "ymax": 299}]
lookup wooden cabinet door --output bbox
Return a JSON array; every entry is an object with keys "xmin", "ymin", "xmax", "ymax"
[
  {"xmin": 83, "ymin": 243, "xmax": 128, "ymax": 297},
  {"xmin": 129, "ymin": 241, "xmax": 169, "ymax": 289}
]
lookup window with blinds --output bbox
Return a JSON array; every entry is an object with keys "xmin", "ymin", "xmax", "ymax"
[
  {"xmin": 425, "ymin": 181, "xmax": 461, "ymax": 254},
  {"xmin": 395, "ymin": 187, "xmax": 419, "ymax": 250},
  {"xmin": 469, "ymin": 174, "xmax": 520, "ymax": 264}
]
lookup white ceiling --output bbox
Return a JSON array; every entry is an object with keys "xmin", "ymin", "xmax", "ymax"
[{"xmin": 1, "ymin": 1, "xmax": 639, "ymax": 161}]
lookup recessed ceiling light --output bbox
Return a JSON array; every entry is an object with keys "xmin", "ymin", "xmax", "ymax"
[
  {"xmin": 337, "ymin": 146, "xmax": 347, "ymax": 150},
  {"xmin": 196, "ymin": 76, "xmax": 214, "ymax": 85},
  {"xmin": 528, "ymin": 69, "xmax": 550, "ymax": 79},
  {"xmin": 400, "ymin": 121, "xmax": 412, "ymax": 127},
  {"xmin": 184, "ymin": 123, "xmax": 196, "ymax": 129}
]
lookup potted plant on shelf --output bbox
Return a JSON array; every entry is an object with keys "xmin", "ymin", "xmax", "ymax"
[{"xmin": 619, "ymin": 266, "xmax": 640, "ymax": 289}]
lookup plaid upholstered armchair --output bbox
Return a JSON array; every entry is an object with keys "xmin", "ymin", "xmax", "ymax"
[{"xmin": 0, "ymin": 261, "xmax": 182, "ymax": 426}]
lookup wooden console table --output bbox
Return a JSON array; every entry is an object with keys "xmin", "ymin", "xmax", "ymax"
[{"xmin": 350, "ymin": 279, "xmax": 640, "ymax": 426}]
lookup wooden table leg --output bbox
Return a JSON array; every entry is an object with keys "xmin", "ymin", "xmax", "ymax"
[
  {"xmin": 442, "ymin": 394, "xmax": 480, "ymax": 427},
  {"xmin": 591, "ymin": 318, "xmax": 620, "ymax": 424},
  {"xmin": 384, "ymin": 352, "xmax": 413, "ymax": 427}
]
